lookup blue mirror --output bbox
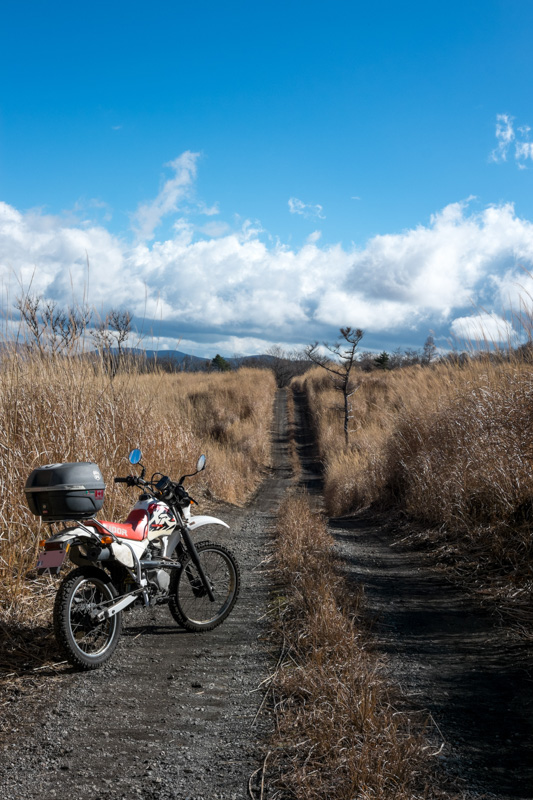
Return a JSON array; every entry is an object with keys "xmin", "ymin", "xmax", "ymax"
[
  {"xmin": 196, "ymin": 454, "xmax": 206, "ymax": 472},
  {"xmin": 129, "ymin": 448, "xmax": 142, "ymax": 465}
]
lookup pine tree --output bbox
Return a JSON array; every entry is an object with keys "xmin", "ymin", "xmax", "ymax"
[
  {"xmin": 374, "ymin": 351, "xmax": 390, "ymax": 370},
  {"xmin": 212, "ymin": 353, "xmax": 231, "ymax": 372}
]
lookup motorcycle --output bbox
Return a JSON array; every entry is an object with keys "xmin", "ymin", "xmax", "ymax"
[{"xmin": 28, "ymin": 450, "xmax": 240, "ymax": 670}]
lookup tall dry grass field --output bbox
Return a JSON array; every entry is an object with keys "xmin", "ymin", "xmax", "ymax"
[
  {"xmin": 294, "ymin": 358, "xmax": 533, "ymax": 613},
  {"xmin": 0, "ymin": 351, "xmax": 275, "ymax": 632}
]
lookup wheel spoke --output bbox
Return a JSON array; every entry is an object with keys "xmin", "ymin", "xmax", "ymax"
[
  {"xmin": 68, "ymin": 578, "xmax": 116, "ymax": 655},
  {"xmin": 169, "ymin": 543, "xmax": 240, "ymax": 630}
]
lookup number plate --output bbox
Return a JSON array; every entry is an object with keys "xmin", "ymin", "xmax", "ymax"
[{"xmin": 36, "ymin": 545, "xmax": 69, "ymax": 575}]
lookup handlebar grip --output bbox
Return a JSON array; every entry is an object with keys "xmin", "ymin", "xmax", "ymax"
[{"xmin": 114, "ymin": 477, "xmax": 129, "ymax": 483}]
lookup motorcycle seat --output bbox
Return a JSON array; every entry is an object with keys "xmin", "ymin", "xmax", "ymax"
[{"xmin": 97, "ymin": 509, "xmax": 149, "ymax": 541}]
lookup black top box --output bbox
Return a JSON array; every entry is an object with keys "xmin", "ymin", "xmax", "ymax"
[{"xmin": 25, "ymin": 462, "xmax": 106, "ymax": 522}]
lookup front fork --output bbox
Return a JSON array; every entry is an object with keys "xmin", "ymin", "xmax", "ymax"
[{"xmin": 180, "ymin": 528, "xmax": 215, "ymax": 602}]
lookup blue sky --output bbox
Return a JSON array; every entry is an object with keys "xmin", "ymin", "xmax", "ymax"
[{"xmin": 2, "ymin": 0, "xmax": 533, "ymax": 357}]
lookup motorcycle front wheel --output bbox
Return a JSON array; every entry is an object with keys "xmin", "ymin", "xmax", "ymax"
[
  {"xmin": 168, "ymin": 540, "xmax": 240, "ymax": 631},
  {"xmin": 53, "ymin": 567, "xmax": 122, "ymax": 670}
]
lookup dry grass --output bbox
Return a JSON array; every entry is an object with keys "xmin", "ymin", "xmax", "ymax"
[
  {"xmin": 0, "ymin": 351, "xmax": 275, "ymax": 675},
  {"xmin": 294, "ymin": 359, "xmax": 533, "ymax": 619},
  {"xmin": 285, "ymin": 383, "xmax": 300, "ymax": 479},
  {"xmin": 266, "ymin": 494, "xmax": 440, "ymax": 800}
]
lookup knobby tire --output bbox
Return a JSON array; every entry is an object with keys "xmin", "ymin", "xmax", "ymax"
[
  {"xmin": 168, "ymin": 540, "xmax": 240, "ymax": 631},
  {"xmin": 53, "ymin": 567, "xmax": 122, "ymax": 670}
]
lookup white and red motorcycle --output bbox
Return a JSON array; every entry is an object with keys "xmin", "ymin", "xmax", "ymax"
[{"xmin": 30, "ymin": 450, "xmax": 240, "ymax": 670}]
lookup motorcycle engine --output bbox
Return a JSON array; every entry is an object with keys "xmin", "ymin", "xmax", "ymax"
[{"xmin": 146, "ymin": 568, "xmax": 170, "ymax": 596}]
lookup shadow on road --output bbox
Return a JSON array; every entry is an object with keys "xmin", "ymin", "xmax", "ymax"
[{"xmin": 330, "ymin": 512, "xmax": 533, "ymax": 799}]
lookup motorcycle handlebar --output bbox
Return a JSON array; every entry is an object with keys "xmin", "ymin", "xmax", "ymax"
[
  {"xmin": 114, "ymin": 476, "xmax": 145, "ymax": 487},
  {"xmin": 114, "ymin": 474, "xmax": 193, "ymax": 505}
]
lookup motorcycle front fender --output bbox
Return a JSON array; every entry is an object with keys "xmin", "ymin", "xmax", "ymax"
[
  {"xmin": 161, "ymin": 515, "xmax": 230, "ymax": 559},
  {"xmin": 186, "ymin": 515, "xmax": 229, "ymax": 532}
]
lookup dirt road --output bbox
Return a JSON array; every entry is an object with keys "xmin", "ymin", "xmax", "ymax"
[
  {"xmin": 331, "ymin": 514, "xmax": 533, "ymax": 799},
  {"xmin": 0, "ymin": 389, "xmax": 291, "ymax": 800}
]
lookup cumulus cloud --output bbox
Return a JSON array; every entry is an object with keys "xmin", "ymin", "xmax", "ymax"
[
  {"xmin": 288, "ymin": 197, "xmax": 325, "ymax": 219},
  {"xmin": 450, "ymin": 313, "xmax": 515, "ymax": 343},
  {"xmin": 4, "ymin": 158, "xmax": 533, "ymax": 354},
  {"xmin": 315, "ymin": 200, "xmax": 533, "ymax": 332},
  {"xmin": 132, "ymin": 151, "xmax": 200, "ymax": 241}
]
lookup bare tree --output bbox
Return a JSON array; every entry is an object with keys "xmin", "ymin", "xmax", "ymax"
[
  {"xmin": 401, "ymin": 347, "xmax": 422, "ymax": 367},
  {"xmin": 305, "ymin": 327, "xmax": 364, "ymax": 447},
  {"xmin": 90, "ymin": 309, "xmax": 133, "ymax": 378},
  {"xmin": 16, "ymin": 294, "xmax": 91, "ymax": 355},
  {"xmin": 108, "ymin": 309, "xmax": 132, "ymax": 360},
  {"xmin": 357, "ymin": 350, "xmax": 376, "ymax": 372},
  {"xmin": 422, "ymin": 334, "xmax": 437, "ymax": 365}
]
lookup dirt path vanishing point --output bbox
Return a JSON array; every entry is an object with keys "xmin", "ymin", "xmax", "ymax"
[
  {"xmin": 293, "ymin": 387, "xmax": 533, "ymax": 800},
  {"xmin": 0, "ymin": 389, "xmax": 291, "ymax": 800}
]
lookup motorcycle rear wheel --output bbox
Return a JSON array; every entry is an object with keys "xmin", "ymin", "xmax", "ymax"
[
  {"xmin": 53, "ymin": 567, "xmax": 122, "ymax": 670},
  {"xmin": 168, "ymin": 540, "xmax": 240, "ymax": 631}
]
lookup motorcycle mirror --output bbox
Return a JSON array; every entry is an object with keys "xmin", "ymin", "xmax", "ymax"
[
  {"xmin": 196, "ymin": 454, "xmax": 206, "ymax": 472},
  {"xmin": 128, "ymin": 448, "xmax": 142, "ymax": 465}
]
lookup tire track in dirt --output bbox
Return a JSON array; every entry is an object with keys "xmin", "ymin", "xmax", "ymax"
[
  {"xmin": 1, "ymin": 389, "xmax": 291, "ymax": 800},
  {"xmin": 293, "ymin": 386, "xmax": 533, "ymax": 800}
]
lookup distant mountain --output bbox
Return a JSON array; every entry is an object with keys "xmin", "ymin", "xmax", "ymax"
[{"xmin": 142, "ymin": 349, "xmax": 210, "ymax": 368}]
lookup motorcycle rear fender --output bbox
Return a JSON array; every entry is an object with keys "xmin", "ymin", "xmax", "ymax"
[
  {"xmin": 43, "ymin": 526, "xmax": 145, "ymax": 569},
  {"xmin": 43, "ymin": 526, "xmax": 100, "ymax": 545}
]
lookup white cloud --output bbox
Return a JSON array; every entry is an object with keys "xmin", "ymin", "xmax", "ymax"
[
  {"xmin": 4, "ymin": 158, "xmax": 533, "ymax": 351},
  {"xmin": 515, "ymin": 141, "xmax": 533, "ymax": 162},
  {"xmin": 491, "ymin": 113, "xmax": 533, "ymax": 167},
  {"xmin": 491, "ymin": 113, "xmax": 515, "ymax": 162},
  {"xmin": 132, "ymin": 151, "xmax": 200, "ymax": 241},
  {"xmin": 315, "ymin": 200, "xmax": 533, "ymax": 331},
  {"xmin": 71, "ymin": 197, "xmax": 113, "ymax": 224},
  {"xmin": 198, "ymin": 221, "xmax": 232, "ymax": 238},
  {"xmin": 288, "ymin": 197, "xmax": 325, "ymax": 219},
  {"xmin": 450, "ymin": 313, "xmax": 515, "ymax": 343},
  {"xmin": 196, "ymin": 201, "xmax": 220, "ymax": 217}
]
